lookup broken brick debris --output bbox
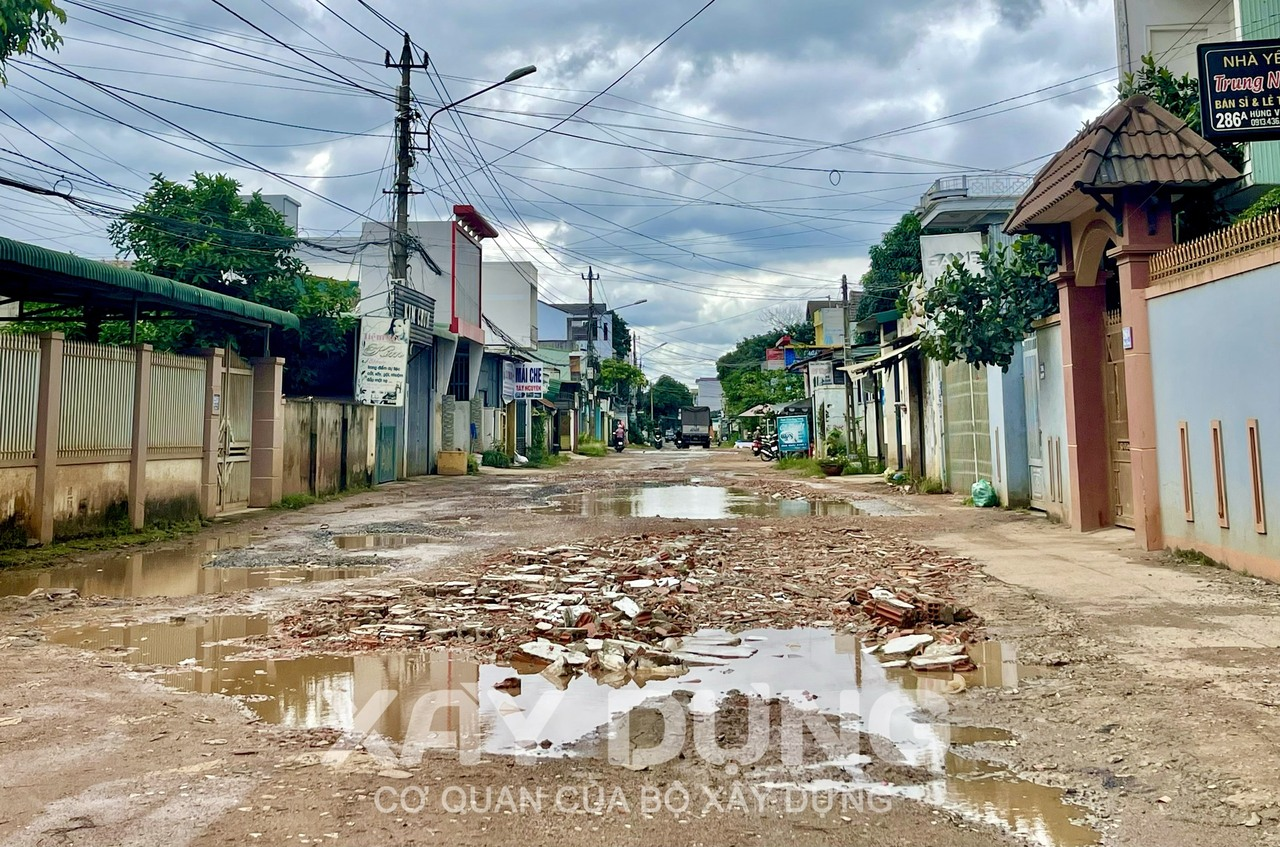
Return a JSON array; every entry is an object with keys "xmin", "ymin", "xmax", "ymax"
[{"xmin": 279, "ymin": 524, "xmax": 985, "ymax": 680}]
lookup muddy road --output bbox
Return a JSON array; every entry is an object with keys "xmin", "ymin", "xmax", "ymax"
[{"xmin": 1, "ymin": 449, "xmax": 1278, "ymax": 846}]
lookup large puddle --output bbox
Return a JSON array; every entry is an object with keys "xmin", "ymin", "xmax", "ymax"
[
  {"xmin": 547, "ymin": 486, "xmax": 908, "ymax": 519},
  {"xmin": 48, "ymin": 620, "xmax": 1095, "ymax": 845},
  {"xmin": 0, "ymin": 532, "xmax": 381, "ymax": 599}
]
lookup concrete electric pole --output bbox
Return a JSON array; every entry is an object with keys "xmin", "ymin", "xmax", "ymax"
[
  {"xmin": 841, "ymin": 273, "xmax": 857, "ymax": 457},
  {"xmin": 385, "ymin": 34, "xmax": 428, "ymax": 283},
  {"xmin": 583, "ymin": 266, "xmax": 600, "ymax": 438}
]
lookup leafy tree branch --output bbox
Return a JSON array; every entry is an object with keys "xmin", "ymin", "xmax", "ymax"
[{"xmin": 909, "ymin": 236, "xmax": 1058, "ymax": 371}]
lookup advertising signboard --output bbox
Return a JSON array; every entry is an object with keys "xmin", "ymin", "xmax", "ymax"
[
  {"xmin": 776, "ymin": 414, "xmax": 811, "ymax": 456},
  {"xmin": 810, "ymin": 361, "xmax": 833, "ymax": 387},
  {"xmin": 502, "ymin": 361, "xmax": 516, "ymax": 403},
  {"xmin": 515, "ymin": 363, "xmax": 544, "ymax": 399},
  {"xmin": 354, "ymin": 318, "xmax": 409, "ymax": 406},
  {"xmin": 1198, "ymin": 39, "xmax": 1280, "ymax": 143}
]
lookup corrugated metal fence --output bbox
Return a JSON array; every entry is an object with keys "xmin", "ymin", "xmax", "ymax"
[
  {"xmin": 59, "ymin": 341, "xmax": 137, "ymax": 459},
  {"xmin": 0, "ymin": 334, "xmax": 40, "ymax": 461}
]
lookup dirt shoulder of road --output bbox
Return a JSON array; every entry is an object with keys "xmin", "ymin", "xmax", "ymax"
[{"xmin": 1, "ymin": 451, "xmax": 1277, "ymax": 846}]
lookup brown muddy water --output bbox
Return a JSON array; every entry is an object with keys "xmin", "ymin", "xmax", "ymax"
[
  {"xmin": 47, "ymin": 621, "xmax": 1095, "ymax": 846},
  {"xmin": 545, "ymin": 486, "xmax": 912, "ymax": 519},
  {"xmin": 0, "ymin": 534, "xmax": 382, "ymax": 598},
  {"xmin": 333, "ymin": 534, "xmax": 444, "ymax": 550}
]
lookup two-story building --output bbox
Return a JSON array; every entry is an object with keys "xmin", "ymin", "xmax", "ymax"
[{"xmin": 298, "ymin": 204, "xmax": 499, "ymax": 477}]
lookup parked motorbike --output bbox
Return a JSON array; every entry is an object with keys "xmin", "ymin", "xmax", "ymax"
[
  {"xmin": 613, "ymin": 431, "xmax": 626, "ymax": 453},
  {"xmin": 758, "ymin": 435, "xmax": 778, "ymax": 461},
  {"xmin": 751, "ymin": 436, "xmax": 762, "ymax": 456}
]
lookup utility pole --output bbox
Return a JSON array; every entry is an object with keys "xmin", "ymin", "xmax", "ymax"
[
  {"xmin": 841, "ymin": 273, "xmax": 857, "ymax": 459},
  {"xmin": 385, "ymin": 34, "xmax": 427, "ymax": 283},
  {"xmin": 582, "ymin": 266, "xmax": 600, "ymax": 438}
]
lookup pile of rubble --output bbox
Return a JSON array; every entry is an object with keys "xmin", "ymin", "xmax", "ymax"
[{"xmin": 280, "ymin": 524, "xmax": 985, "ymax": 683}]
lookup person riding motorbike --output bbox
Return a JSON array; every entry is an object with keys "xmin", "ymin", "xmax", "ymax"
[{"xmin": 613, "ymin": 422, "xmax": 627, "ymax": 452}]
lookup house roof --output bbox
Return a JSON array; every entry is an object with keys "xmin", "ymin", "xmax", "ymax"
[
  {"xmin": 0, "ymin": 236, "xmax": 299, "ymax": 329},
  {"xmin": 1005, "ymin": 95, "xmax": 1241, "ymax": 233}
]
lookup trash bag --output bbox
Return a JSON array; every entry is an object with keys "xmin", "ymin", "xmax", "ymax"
[{"xmin": 970, "ymin": 479, "xmax": 998, "ymax": 508}]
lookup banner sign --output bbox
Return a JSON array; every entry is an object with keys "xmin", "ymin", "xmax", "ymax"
[
  {"xmin": 810, "ymin": 361, "xmax": 833, "ymax": 386},
  {"xmin": 1198, "ymin": 38, "xmax": 1280, "ymax": 143},
  {"xmin": 515, "ymin": 363, "xmax": 544, "ymax": 399},
  {"xmin": 390, "ymin": 283, "xmax": 436, "ymax": 347},
  {"xmin": 355, "ymin": 318, "xmax": 409, "ymax": 406},
  {"xmin": 776, "ymin": 414, "xmax": 811, "ymax": 456},
  {"xmin": 501, "ymin": 361, "xmax": 516, "ymax": 403}
]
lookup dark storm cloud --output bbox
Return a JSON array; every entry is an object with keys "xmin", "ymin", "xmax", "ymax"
[{"xmin": 0, "ymin": 0, "xmax": 1117, "ymax": 376}]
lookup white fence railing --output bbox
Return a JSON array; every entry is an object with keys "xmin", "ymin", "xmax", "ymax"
[
  {"xmin": 149, "ymin": 351, "xmax": 205, "ymax": 452},
  {"xmin": 58, "ymin": 341, "xmax": 137, "ymax": 459},
  {"xmin": 0, "ymin": 334, "xmax": 39, "ymax": 461}
]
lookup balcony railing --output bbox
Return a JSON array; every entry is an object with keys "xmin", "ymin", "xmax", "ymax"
[{"xmin": 924, "ymin": 174, "xmax": 1032, "ymax": 202}]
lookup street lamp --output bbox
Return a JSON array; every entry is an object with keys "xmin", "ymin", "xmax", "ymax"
[
  {"xmin": 610, "ymin": 298, "xmax": 647, "ymax": 312},
  {"xmin": 422, "ymin": 65, "xmax": 537, "ymax": 152}
]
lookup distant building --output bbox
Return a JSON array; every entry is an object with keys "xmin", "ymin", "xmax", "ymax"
[{"xmin": 695, "ymin": 377, "xmax": 723, "ymax": 415}]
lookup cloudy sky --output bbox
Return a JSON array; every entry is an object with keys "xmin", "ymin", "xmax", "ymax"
[{"xmin": 0, "ymin": 0, "xmax": 1139, "ymax": 382}]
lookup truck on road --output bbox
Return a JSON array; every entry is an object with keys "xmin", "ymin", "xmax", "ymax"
[{"xmin": 674, "ymin": 406, "xmax": 712, "ymax": 449}]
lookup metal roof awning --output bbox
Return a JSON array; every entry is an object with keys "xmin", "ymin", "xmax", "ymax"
[
  {"xmin": 0, "ymin": 236, "xmax": 299, "ymax": 330},
  {"xmin": 839, "ymin": 339, "xmax": 921, "ymax": 376}
]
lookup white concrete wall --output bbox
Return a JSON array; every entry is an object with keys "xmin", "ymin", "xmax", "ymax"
[
  {"xmin": 1150, "ymin": 263, "xmax": 1280, "ymax": 576},
  {"xmin": 483, "ymin": 261, "xmax": 538, "ymax": 347},
  {"xmin": 1114, "ymin": 0, "xmax": 1236, "ymax": 78},
  {"xmin": 1027, "ymin": 323, "xmax": 1071, "ymax": 523}
]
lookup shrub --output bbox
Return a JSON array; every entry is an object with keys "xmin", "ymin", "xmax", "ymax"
[{"xmin": 481, "ymin": 448, "xmax": 512, "ymax": 469}]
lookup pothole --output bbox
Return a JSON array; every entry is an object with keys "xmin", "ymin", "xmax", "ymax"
[
  {"xmin": 544, "ymin": 486, "xmax": 889, "ymax": 519},
  {"xmin": 0, "ymin": 533, "xmax": 381, "ymax": 599},
  {"xmin": 333, "ymin": 534, "xmax": 445, "ymax": 550},
  {"xmin": 47, "ymin": 621, "xmax": 1094, "ymax": 845}
]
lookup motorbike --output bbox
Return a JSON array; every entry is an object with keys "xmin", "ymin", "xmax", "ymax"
[
  {"xmin": 758, "ymin": 435, "xmax": 778, "ymax": 461},
  {"xmin": 751, "ymin": 435, "xmax": 762, "ymax": 456},
  {"xmin": 613, "ymin": 431, "xmax": 626, "ymax": 453},
  {"xmin": 652, "ymin": 433, "xmax": 664, "ymax": 449}
]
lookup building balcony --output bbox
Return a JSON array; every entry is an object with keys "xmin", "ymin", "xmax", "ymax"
[{"xmin": 917, "ymin": 174, "xmax": 1033, "ymax": 233}]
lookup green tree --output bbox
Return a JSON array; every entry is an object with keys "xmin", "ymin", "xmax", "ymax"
[
  {"xmin": 599, "ymin": 357, "xmax": 646, "ymax": 396},
  {"xmin": 108, "ymin": 173, "xmax": 354, "ymax": 394},
  {"xmin": 910, "ymin": 236, "xmax": 1058, "ymax": 370},
  {"xmin": 855, "ymin": 213, "xmax": 922, "ymax": 321},
  {"xmin": 721, "ymin": 368, "xmax": 805, "ymax": 415},
  {"xmin": 714, "ymin": 311, "xmax": 811, "ymax": 416},
  {"xmin": 650, "ymin": 375, "xmax": 693, "ymax": 421},
  {"xmin": 0, "ymin": 2, "xmax": 64, "ymax": 81},
  {"xmin": 611, "ymin": 312, "xmax": 631, "ymax": 360}
]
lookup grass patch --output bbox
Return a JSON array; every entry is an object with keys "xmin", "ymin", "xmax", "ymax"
[
  {"xmin": 275, "ymin": 480, "xmax": 372, "ymax": 511},
  {"xmin": 526, "ymin": 452, "xmax": 569, "ymax": 469},
  {"xmin": 1173, "ymin": 547, "xmax": 1227, "ymax": 569},
  {"xmin": 574, "ymin": 438, "xmax": 607, "ymax": 458},
  {"xmin": 277, "ymin": 493, "xmax": 322, "ymax": 510},
  {"xmin": 776, "ymin": 457, "xmax": 826, "ymax": 477},
  {"xmin": 0, "ymin": 520, "xmax": 205, "ymax": 569},
  {"xmin": 915, "ymin": 476, "xmax": 947, "ymax": 495}
]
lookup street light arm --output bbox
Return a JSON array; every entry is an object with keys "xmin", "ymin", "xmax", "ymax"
[{"xmin": 424, "ymin": 65, "xmax": 536, "ymax": 152}]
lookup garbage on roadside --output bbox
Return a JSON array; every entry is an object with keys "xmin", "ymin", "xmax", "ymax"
[{"xmin": 970, "ymin": 479, "xmax": 999, "ymax": 508}]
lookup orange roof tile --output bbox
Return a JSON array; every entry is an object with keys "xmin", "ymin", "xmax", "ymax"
[{"xmin": 1005, "ymin": 95, "xmax": 1240, "ymax": 233}]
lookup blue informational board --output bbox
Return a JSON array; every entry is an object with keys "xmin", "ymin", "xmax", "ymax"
[{"xmin": 776, "ymin": 415, "xmax": 810, "ymax": 456}]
